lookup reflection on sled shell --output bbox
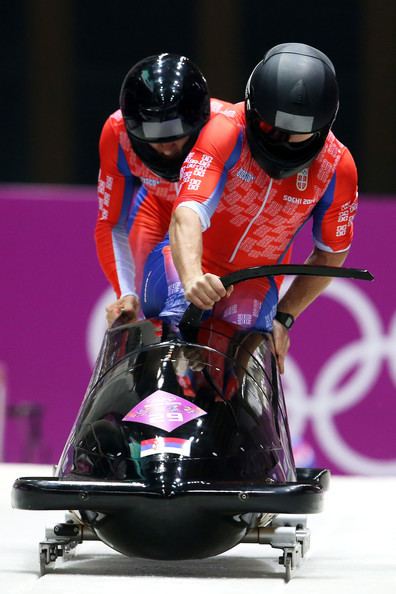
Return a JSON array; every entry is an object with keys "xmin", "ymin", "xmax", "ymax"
[{"xmin": 54, "ymin": 318, "xmax": 296, "ymax": 559}]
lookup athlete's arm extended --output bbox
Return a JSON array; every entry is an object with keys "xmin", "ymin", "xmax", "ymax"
[
  {"xmin": 273, "ymin": 148, "xmax": 358, "ymax": 372},
  {"xmin": 95, "ymin": 115, "xmax": 141, "ymax": 324},
  {"xmin": 169, "ymin": 206, "xmax": 230, "ymax": 309},
  {"xmin": 277, "ymin": 247, "xmax": 348, "ymax": 319},
  {"xmin": 170, "ymin": 114, "xmax": 241, "ymax": 308},
  {"xmin": 273, "ymin": 247, "xmax": 349, "ymax": 373},
  {"xmin": 280, "ymin": 146, "xmax": 356, "ymax": 319}
]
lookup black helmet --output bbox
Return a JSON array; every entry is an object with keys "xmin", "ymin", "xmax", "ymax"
[
  {"xmin": 120, "ymin": 53, "xmax": 210, "ymax": 181},
  {"xmin": 245, "ymin": 43, "xmax": 339, "ymax": 179}
]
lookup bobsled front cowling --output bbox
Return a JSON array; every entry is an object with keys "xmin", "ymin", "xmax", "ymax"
[
  {"xmin": 57, "ymin": 319, "xmax": 295, "ymax": 486},
  {"xmin": 53, "ymin": 318, "xmax": 296, "ymax": 559},
  {"xmin": 14, "ymin": 263, "xmax": 374, "ymax": 574}
]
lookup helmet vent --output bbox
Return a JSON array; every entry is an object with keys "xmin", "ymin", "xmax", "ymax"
[{"xmin": 290, "ymin": 80, "xmax": 307, "ymax": 105}]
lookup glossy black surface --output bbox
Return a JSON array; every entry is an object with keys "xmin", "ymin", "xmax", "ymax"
[
  {"xmin": 120, "ymin": 54, "xmax": 210, "ymax": 142},
  {"xmin": 13, "ymin": 260, "xmax": 375, "ymax": 561},
  {"xmin": 42, "ymin": 317, "xmax": 299, "ymax": 558},
  {"xmin": 13, "ymin": 469, "xmax": 330, "ymax": 512},
  {"xmin": 57, "ymin": 318, "xmax": 296, "ymax": 486},
  {"xmin": 119, "ymin": 53, "xmax": 210, "ymax": 181},
  {"xmin": 245, "ymin": 43, "xmax": 339, "ymax": 179}
]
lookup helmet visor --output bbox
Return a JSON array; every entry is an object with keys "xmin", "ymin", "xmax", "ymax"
[{"xmin": 125, "ymin": 116, "xmax": 191, "ymax": 143}]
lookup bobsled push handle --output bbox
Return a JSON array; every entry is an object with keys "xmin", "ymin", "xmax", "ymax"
[{"xmin": 179, "ymin": 264, "xmax": 374, "ymax": 330}]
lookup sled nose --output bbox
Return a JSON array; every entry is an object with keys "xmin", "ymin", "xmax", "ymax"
[{"xmin": 93, "ymin": 498, "xmax": 252, "ymax": 560}]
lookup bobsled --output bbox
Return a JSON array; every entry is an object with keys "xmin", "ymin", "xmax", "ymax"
[{"xmin": 12, "ymin": 264, "xmax": 373, "ymax": 581}]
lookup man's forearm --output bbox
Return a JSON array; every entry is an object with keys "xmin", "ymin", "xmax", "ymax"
[
  {"xmin": 170, "ymin": 206, "xmax": 229, "ymax": 309},
  {"xmin": 169, "ymin": 206, "xmax": 203, "ymax": 288},
  {"xmin": 277, "ymin": 247, "xmax": 349, "ymax": 318}
]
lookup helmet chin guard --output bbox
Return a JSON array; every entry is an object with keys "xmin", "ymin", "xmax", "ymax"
[
  {"xmin": 245, "ymin": 43, "xmax": 339, "ymax": 179},
  {"xmin": 130, "ymin": 132, "xmax": 198, "ymax": 182}
]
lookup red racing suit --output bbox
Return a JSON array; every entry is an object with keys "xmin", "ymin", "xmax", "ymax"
[
  {"xmin": 169, "ymin": 102, "xmax": 358, "ymax": 327},
  {"xmin": 95, "ymin": 99, "xmax": 236, "ymax": 299}
]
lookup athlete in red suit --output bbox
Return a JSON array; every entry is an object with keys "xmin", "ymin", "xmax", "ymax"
[
  {"xmin": 94, "ymin": 53, "xmax": 234, "ymax": 325},
  {"xmin": 142, "ymin": 44, "xmax": 358, "ymax": 372}
]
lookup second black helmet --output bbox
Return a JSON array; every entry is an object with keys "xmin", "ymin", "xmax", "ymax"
[{"xmin": 120, "ymin": 54, "xmax": 210, "ymax": 181}]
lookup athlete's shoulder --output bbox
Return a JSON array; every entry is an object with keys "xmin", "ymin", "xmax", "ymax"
[
  {"xmin": 337, "ymin": 145, "xmax": 357, "ymax": 176},
  {"xmin": 324, "ymin": 131, "xmax": 355, "ymax": 164},
  {"xmin": 99, "ymin": 109, "xmax": 141, "ymax": 176},
  {"xmin": 209, "ymin": 97, "xmax": 239, "ymax": 120},
  {"xmin": 199, "ymin": 101, "xmax": 243, "ymax": 141},
  {"xmin": 328, "ymin": 132, "xmax": 357, "ymax": 180},
  {"xmin": 101, "ymin": 109, "xmax": 126, "ymax": 138},
  {"xmin": 190, "ymin": 101, "xmax": 244, "ymax": 166},
  {"xmin": 194, "ymin": 117, "xmax": 241, "ymax": 168},
  {"xmin": 229, "ymin": 101, "xmax": 245, "ymax": 124}
]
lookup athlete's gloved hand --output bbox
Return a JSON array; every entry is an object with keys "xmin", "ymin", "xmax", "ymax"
[
  {"xmin": 272, "ymin": 319, "xmax": 291, "ymax": 374},
  {"xmin": 105, "ymin": 294, "xmax": 140, "ymax": 327},
  {"xmin": 183, "ymin": 273, "xmax": 233, "ymax": 310}
]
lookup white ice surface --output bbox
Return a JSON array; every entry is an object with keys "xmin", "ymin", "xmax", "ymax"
[{"xmin": 1, "ymin": 463, "xmax": 395, "ymax": 594}]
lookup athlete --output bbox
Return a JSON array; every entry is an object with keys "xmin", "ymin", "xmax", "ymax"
[
  {"xmin": 95, "ymin": 53, "xmax": 234, "ymax": 325},
  {"xmin": 142, "ymin": 43, "xmax": 358, "ymax": 373}
]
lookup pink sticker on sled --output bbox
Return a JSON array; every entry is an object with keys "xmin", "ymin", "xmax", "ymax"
[{"xmin": 122, "ymin": 390, "xmax": 207, "ymax": 432}]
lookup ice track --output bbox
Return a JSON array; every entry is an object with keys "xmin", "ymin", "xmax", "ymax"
[{"xmin": 1, "ymin": 463, "xmax": 395, "ymax": 594}]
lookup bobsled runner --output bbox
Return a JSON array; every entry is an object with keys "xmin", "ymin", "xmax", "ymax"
[{"xmin": 12, "ymin": 264, "xmax": 373, "ymax": 581}]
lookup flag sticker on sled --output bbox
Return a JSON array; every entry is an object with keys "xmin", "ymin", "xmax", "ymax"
[
  {"xmin": 122, "ymin": 390, "xmax": 207, "ymax": 432},
  {"xmin": 140, "ymin": 436, "xmax": 192, "ymax": 458}
]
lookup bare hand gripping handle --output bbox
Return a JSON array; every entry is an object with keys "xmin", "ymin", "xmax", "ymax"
[{"xmin": 179, "ymin": 264, "xmax": 374, "ymax": 330}]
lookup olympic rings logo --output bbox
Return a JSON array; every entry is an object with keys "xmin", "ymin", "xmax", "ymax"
[
  {"xmin": 87, "ymin": 280, "xmax": 395, "ymax": 475},
  {"xmin": 282, "ymin": 278, "xmax": 396, "ymax": 475}
]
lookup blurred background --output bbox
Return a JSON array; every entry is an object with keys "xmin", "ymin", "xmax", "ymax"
[
  {"xmin": 2, "ymin": 0, "xmax": 396, "ymax": 192},
  {"xmin": 1, "ymin": 1, "xmax": 395, "ymax": 473}
]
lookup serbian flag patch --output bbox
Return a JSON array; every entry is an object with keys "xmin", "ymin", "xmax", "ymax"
[{"xmin": 140, "ymin": 436, "xmax": 192, "ymax": 458}]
